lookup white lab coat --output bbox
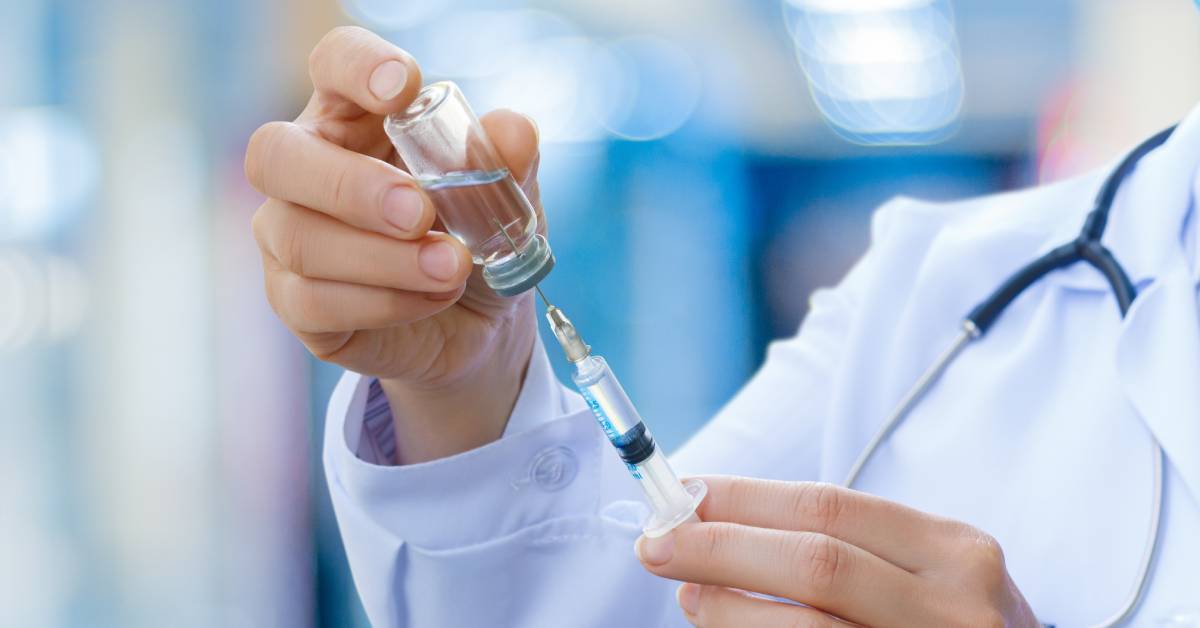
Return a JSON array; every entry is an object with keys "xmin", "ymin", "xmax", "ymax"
[{"xmin": 324, "ymin": 106, "xmax": 1200, "ymax": 628}]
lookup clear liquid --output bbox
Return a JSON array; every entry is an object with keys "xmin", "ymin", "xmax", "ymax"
[{"xmin": 420, "ymin": 169, "xmax": 537, "ymax": 265}]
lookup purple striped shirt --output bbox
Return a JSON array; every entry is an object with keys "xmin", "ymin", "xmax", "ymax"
[{"xmin": 356, "ymin": 378, "xmax": 398, "ymax": 465}]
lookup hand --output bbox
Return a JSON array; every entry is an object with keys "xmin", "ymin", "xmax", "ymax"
[
  {"xmin": 635, "ymin": 477, "xmax": 1039, "ymax": 627},
  {"xmin": 244, "ymin": 27, "xmax": 544, "ymax": 462}
]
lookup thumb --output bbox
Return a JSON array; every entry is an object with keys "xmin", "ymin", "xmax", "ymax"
[
  {"xmin": 307, "ymin": 26, "xmax": 424, "ymax": 118},
  {"xmin": 480, "ymin": 110, "xmax": 541, "ymax": 191},
  {"xmin": 480, "ymin": 110, "xmax": 545, "ymax": 233}
]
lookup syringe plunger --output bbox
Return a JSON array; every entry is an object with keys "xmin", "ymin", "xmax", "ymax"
[{"xmin": 634, "ymin": 450, "xmax": 707, "ymax": 538}]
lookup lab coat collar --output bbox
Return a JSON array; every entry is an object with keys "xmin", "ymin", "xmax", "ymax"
[
  {"xmin": 1038, "ymin": 103, "xmax": 1200, "ymax": 291},
  {"xmin": 1032, "ymin": 103, "xmax": 1200, "ymax": 503}
]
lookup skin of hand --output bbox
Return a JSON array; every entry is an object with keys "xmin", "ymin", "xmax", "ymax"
[
  {"xmin": 244, "ymin": 26, "xmax": 544, "ymax": 464},
  {"xmin": 635, "ymin": 477, "xmax": 1039, "ymax": 627}
]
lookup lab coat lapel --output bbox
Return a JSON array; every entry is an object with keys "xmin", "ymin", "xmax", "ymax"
[
  {"xmin": 1116, "ymin": 249, "xmax": 1200, "ymax": 504},
  {"xmin": 1109, "ymin": 107, "xmax": 1200, "ymax": 504}
]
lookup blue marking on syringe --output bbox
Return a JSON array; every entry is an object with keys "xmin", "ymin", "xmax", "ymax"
[
  {"xmin": 581, "ymin": 389, "xmax": 620, "ymax": 441},
  {"xmin": 580, "ymin": 388, "xmax": 644, "ymax": 479}
]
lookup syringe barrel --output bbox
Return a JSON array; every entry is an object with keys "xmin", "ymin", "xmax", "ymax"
[
  {"xmin": 570, "ymin": 354, "xmax": 706, "ymax": 536},
  {"xmin": 571, "ymin": 355, "xmax": 655, "ymax": 472}
]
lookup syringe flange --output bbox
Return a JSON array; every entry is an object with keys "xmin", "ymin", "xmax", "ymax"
[{"xmin": 642, "ymin": 478, "xmax": 707, "ymax": 538}]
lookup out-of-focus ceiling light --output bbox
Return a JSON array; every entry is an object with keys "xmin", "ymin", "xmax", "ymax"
[{"xmin": 785, "ymin": 0, "xmax": 963, "ymax": 145}]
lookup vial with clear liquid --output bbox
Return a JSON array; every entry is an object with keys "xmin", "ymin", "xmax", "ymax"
[{"xmin": 384, "ymin": 82, "xmax": 553, "ymax": 296}]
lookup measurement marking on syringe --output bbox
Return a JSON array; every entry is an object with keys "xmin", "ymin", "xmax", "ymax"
[{"xmin": 580, "ymin": 389, "xmax": 642, "ymax": 478}]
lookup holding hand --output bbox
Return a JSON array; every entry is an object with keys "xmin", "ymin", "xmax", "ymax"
[
  {"xmin": 244, "ymin": 26, "xmax": 544, "ymax": 462},
  {"xmin": 636, "ymin": 477, "xmax": 1038, "ymax": 627}
]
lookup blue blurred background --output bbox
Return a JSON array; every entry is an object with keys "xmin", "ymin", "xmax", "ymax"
[{"xmin": 2, "ymin": 0, "xmax": 1198, "ymax": 626}]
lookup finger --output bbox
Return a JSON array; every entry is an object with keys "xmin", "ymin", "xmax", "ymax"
[
  {"xmin": 479, "ymin": 110, "xmax": 540, "ymax": 187},
  {"xmin": 694, "ymin": 476, "xmax": 963, "ymax": 571},
  {"xmin": 263, "ymin": 261, "xmax": 463, "ymax": 333},
  {"xmin": 308, "ymin": 26, "xmax": 423, "ymax": 117},
  {"xmin": 292, "ymin": 324, "xmax": 441, "ymax": 379},
  {"xmin": 253, "ymin": 200, "xmax": 472, "ymax": 292},
  {"xmin": 245, "ymin": 122, "xmax": 435, "ymax": 238},
  {"xmin": 637, "ymin": 524, "xmax": 926, "ymax": 627},
  {"xmin": 677, "ymin": 584, "xmax": 849, "ymax": 628},
  {"xmin": 479, "ymin": 110, "xmax": 546, "ymax": 234}
]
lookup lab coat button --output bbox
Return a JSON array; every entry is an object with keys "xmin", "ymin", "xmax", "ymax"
[{"xmin": 528, "ymin": 446, "xmax": 577, "ymax": 491}]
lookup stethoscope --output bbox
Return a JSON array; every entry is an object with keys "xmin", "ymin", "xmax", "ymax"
[{"xmin": 842, "ymin": 125, "xmax": 1176, "ymax": 628}]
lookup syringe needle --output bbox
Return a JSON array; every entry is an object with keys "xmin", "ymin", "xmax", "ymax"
[
  {"xmin": 534, "ymin": 285, "xmax": 551, "ymax": 308},
  {"xmin": 493, "ymin": 217, "xmax": 521, "ymax": 252},
  {"xmin": 494, "ymin": 216, "xmax": 552, "ymax": 305}
]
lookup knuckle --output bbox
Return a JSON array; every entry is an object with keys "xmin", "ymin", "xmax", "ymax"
[
  {"xmin": 308, "ymin": 337, "xmax": 349, "ymax": 363},
  {"xmin": 326, "ymin": 158, "xmax": 353, "ymax": 215},
  {"xmin": 307, "ymin": 336, "xmax": 361, "ymax": 368},
  {"xmin": 261, "ymin": 271, "xmax": 285, "ymax": 315},
  {"xmin": 273, "ymin": 218, "xmax": 308, "ymax": 276},
  {"xmin": 720, "ymin": 476, "xmax": 756, "ymax": 513},
  {"xmin": 965, "ymin": 530, "xmax": 1006, "ymax": 570},
  {"xmin": 310, "ymin": 347, "xmax": 336, "ymax": 361},
  {"xmin": 245, "ymin": 121, "xmax": 295, "ymax": 191},
  {"xmin": 952, "ymin": 527, "xmax": 1009, "ymax": 593},
  {"xmin": 310, "ymin": 26, "xmax": 367, "ymax": 74},
  {"xmin": 696, "ymin": 523, "xmax": 735, "ymax": 566},
  {"xmin": 791, "ymin": 533, "xmax": 846, "ymax": 597},
  {"xmin": 250, "ymin": 204, "xmax": 270, "ymax": 245},
  {"xmin": 282, "ymin": 275, "xmax": 324, "ymax": 330},
  {"xmin": 796, "ymin": 482, "xmax": 850, "ymax": 532},
  {"xmin": 385, "ymin": 291, "xmax": 415, "ymax": 323}
]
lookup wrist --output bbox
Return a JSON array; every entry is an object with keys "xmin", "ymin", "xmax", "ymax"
[{"xmin": 380, "ymin": 297, "xmax": 538, "ymax": 464}]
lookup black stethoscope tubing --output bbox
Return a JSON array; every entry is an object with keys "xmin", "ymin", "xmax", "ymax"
[{"xmin": 969, "ymin": 125, "xmax": 1175, "ymax": 331}]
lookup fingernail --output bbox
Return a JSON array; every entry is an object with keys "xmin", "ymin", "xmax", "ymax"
[
  {"xmin": 418, "ymin": 240, "xmax": 460, "ymax": 281},
  {"xmin": 369, "ymin": 60, "xmax": 408, "ymax": 101},
  {"xmin": 676, "ymin": 583, "xmax": 701, "ymax": 616},
  {"xmin": 383, "ymin": 187, "xmax": 424, "ymax": 232},
  {"xmin": 635, "ymin": 533, "xmax": 674, "ymax": 566}
]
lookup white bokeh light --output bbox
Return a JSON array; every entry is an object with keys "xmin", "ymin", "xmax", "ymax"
[
  {"xmin": 591, "ymin": 37, "xmax": 702, "ymax": 141},
  {"xmin": 0, "ymin": 248, "xmax": 88, "ymax": 350},
  {"xmin": 468, "ymin": 36, "xmax": 612, "ymax": 143},
  {"xmin": 785, "ymin": 0, "xmax": 964, "ymax": 144},
  {"xmin": 338, "ymin": 0, "xmax": 447, "ymax": 30},
  {"xmin": 410, "ymin": 10, "xmax": 578, "ymax": 79},
  {"xmin": 809, "ymin": 20, "xmax": 942, "ymax": 66},
  {"xmin": 788, "ymin": 0, "xmax": 934, "ymax": 13},
  {"xmin": 0, "ymin": 108, "xmax": 98, "ymax": 240}
]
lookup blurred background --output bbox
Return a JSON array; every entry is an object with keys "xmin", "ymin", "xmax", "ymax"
[{"xmin": 1, "ymin": 0, "xmax": 1197, "ymax": 625}]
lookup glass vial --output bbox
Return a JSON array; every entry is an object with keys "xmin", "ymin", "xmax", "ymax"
[{"xmin": 384, "ymin": 81, "xmax": 554, "ymax": 296}]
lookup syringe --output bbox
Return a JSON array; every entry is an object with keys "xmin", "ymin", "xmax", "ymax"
[
  {"xmin": 488, "ymin": 219, "xmax": 704, "ymax": 536},
  {"xmin": 538, "ymin": 295, "xmax": 706, "ymax": 538}
]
